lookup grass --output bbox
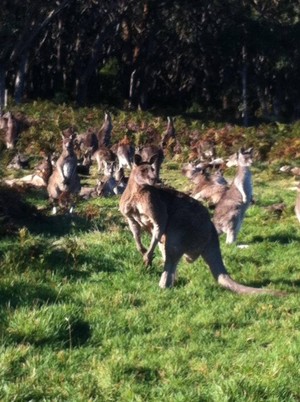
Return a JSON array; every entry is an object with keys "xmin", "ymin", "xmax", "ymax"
[
  {"xmin": 0, "ymin": 167, "xmax": 299, "ymax": 401},
  {"xmin": 0, "ymin": 104, "xmax": 300, "ymax": 401}
]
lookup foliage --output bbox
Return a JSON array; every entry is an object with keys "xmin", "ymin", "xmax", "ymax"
[{"xmin": 1, "ymin": 1, "xmax": 300, "ymax": 120}]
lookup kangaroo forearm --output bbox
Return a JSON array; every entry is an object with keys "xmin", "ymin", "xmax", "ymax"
[{"xmin": 127, "ymin": 218, "xmax": 146, "ymax": 253}]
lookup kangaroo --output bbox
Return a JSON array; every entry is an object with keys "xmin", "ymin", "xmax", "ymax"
[
  {"xmin": 47, "ymin": 130, "xmax": 81, "ymax": 213},
  {"xmin": 295, "ymin": 183, "xmax": 300, "ymax": 223},
  {"xmin": 76, "ymin": 127, "xmax": 99, "ymax": 153},
  {"xmin": 7, "ymin": 153, "xmax": 29, "ymax": 170},
  {"xmin": 93, "ymin": 146, "xmax": 117, "ymax": 174},
  {"xmin": 77, "ymin": 147, "xmax": 93, "ymax": 175},
  {"xmin": 97, "ymin": 112, "xmax": 113, "ymax": 148},
  {"xmin": 213, "ymin": 147, "xmax": 254, "ymax": 244},
  {"xmin": 161, "ymin": 116, "xmax": 176, "ymax": 148},
  {"xmin": 115, "ymin": 137, "xmax": 135, "ymax": 170},
  {"xmin": 119, "ymin": 154, "xmax": 282, "ymax": 295},
  {"xmin": 2, "ymin": 111, "xmax": 18, "ymax": 149},
  {"xmin": 4, "ymin": 152, "xmax": 52, "ymax": 188},
  {"xmin": 190, "ymin": 138, "xmax": 216, "ymax": 163},
  {"xmin": 136, "ymin": 144, "xmax": 164, "ymax": 181},
  {"xmin": 114, "ymin": 166, "xmax": 128, "ymax": 193},
  {"xmin": 191, "ymin": 168, "xmax": 229, "ymax": 206},
  {"xmin": 95, "ymin": 161, "xmax": 120, "ymax": 196}
]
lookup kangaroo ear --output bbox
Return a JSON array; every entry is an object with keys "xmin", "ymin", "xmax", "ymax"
[
  {"xmin": 134, "ymin": 154, "xmax": 143, "ymax": 166},
  {"xmin": 149, "ymin": 154, "xmax": 158, "ymax": 166}
]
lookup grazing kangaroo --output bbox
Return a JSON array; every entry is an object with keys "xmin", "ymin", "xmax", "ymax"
[
  {"xmin": 136, "ymin": 144, "xmax": 164, "ymax": 180},
  {"xmin": 47, "ymin": 130, "xmax": 81, "ymax": 213},
  {"xmin": 213, "ymin": 147, "xmax": 254, "ymax": 244},
  {"xmin": 295, "ymin": 183, "xmax": 300, "ymax": 223},
  {"xmin": 119, "ymin": 154, "xmax": 282, "ymax": 295}
]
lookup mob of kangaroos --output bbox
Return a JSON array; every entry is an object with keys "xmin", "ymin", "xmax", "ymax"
[{"xmin": 119, "ymin": 153, "xmax": 282, "ymax": 295}]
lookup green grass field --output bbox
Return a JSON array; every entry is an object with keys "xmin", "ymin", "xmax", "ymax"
[{"xmin": 0, "ymin": 158, "xmax": 299, "ymax": 401}]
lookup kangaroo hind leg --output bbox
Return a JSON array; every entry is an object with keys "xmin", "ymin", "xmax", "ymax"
[{"xmin": 159, "ymin": 251, "xmax": 181, "ymax": 288}]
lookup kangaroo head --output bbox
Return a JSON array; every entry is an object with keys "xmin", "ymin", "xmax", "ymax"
[
  {"xmin": 238, "ymin": 147, "xmax": 253, "ymax": 167},
  {"xmin": 133, "ymin": 154, "xmax": 158, "ymax": 186},
  {"xmin": 104, "ymin": 112, "xmax": 111, "ymax": 123},
  {"xmin": 82, "ymin": 147, "xmax": 93, "ymax": 166},
  {"xmin": 61, "ymin": 132, "xmax": 75, "ymax": 153},
  {"xmin": 103, "ymin": 160, "xmax": 116, "ymax": 177}
]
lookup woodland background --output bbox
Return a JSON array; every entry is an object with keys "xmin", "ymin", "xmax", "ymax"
[{"xmin": 1, "ymin": 0, "xmax": 300, "ymax": 124}]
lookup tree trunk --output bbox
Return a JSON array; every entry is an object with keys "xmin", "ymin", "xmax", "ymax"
[
  {"xmin": 128, "ymin": 69, "xmax": 137, "ymax": 109},
  {"xmin": 241, "ymin": 45, "xmax": 249, "ymax": 126},
  {"xmin": 14, "ymin": 52, "xmax": 29, "ymax": 104},
  {"xmin": 0, "ymin": 63, "xmax": 6, "ymax": 115}
]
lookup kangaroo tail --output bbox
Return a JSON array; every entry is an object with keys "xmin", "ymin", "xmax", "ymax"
[{"xmin": 202, "ymin": 224, "xmax": 286, "ymax": 296}]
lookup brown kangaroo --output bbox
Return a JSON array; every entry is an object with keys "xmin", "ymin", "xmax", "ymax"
[
  {"xmin": 76, "ymin": 127, "xmax": 99, "ymax": 153},
  {"xmin": 47, "ymin": 130, "xmax": 81, "ymax": 213},
  {"xmin": 114, "ymin": 136, "xmax": 135, "ymax": 170},
  {"xmin": 135, "ymin": 144, "xmax": 164, "ymax": 181},
  {"xmin": 119, "ymin": 154, "xmax": 281, "ymax": 295}
]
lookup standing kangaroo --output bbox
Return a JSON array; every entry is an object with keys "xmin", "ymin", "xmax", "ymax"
[
  {"xmin": 119, "ymin": 154, "xmax": 280, "ymax": 295},
  {"xmin": 136, "ymin": 144, "xmax": 164, "ymax": 181},
  {"xmin": 115, "ymin": 138, "xmax": 135, "ymax": 170},
  {"xmin": 47, "ymin": 130, "xmax": 81, "ymax": 213},
  {"xmin": 97, "ymin": 112, "xmax": 113, "ymax": 148},
  {"xmin": 161, "ymin": 116, "xmax": 176, "ymax": 148},
  {"xmin": 213, "ymin": 147, "xmax": 254, "ymax": 244},
  {"xmin": 295, "ymin": 183, "xmax": 300, "ymax": 223},
  {"xmin": 2, "ymin": 111, "xmax": 18, "ymax": 149}
]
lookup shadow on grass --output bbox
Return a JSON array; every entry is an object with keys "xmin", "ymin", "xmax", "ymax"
[
  {"xmin": 26, "ymin": 213, "xmax": 93, "ymax": 237},
  {"xmin": 118, "ymin": 365, "xmax": 161, "ymax": 383},
  {"xmin": 0, "ymin": 281, "xmax": 62, "ymax": 309},
  {"xmin": 42, "ymin": 248, "xmax": 119, "ymax": 281},
  {"xmin": 8, "ymin": 318, "xmax": 91, "ymax": 349},
  {"xmin": 251, "ymin": 232, "xmax": 300, "ymax": 245}
]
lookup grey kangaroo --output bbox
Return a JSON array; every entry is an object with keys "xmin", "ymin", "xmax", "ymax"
[
  {"xmin": 213, "ymin": 147, "xmax": 254, "ymax": 244},
  {"xmin": 97, "ymin": 112, "xmax": 113, "ymax": 148},
  {"xmin": 2, "ymin": 111, "xmax": 18, "ymax": 149},
  {"xmin": 295, "ymin": 183, "xmax": 300, "ymax": 223},
  {"xmin": 119, "ymin": 153, "xmax": 281, "ymax": 295},
  {"xmin": 47, "ymin": 130, "xmax": 81, "ymax": 213}
]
